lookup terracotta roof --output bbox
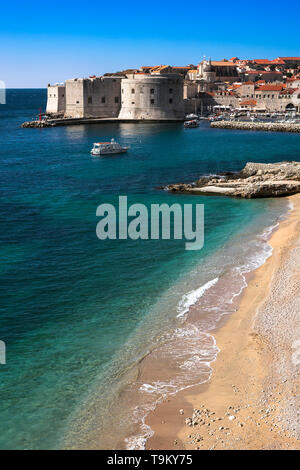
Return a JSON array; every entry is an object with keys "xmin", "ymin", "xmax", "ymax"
[
  {"xmin": 211, "ymin": 61, "xmax": 237, "ymax": 67},
  {"xmin": 247, "ymin": 70, "xmax": 283, "ymax": 75},
  {"xmin": 242, "ymin": 81, "xmax": 254, "ymax": 85},
  {"xmin": 280, "ymin": 88, "xmax": 297, "ymax": 95},
  {"xmin": 255, "ymin": 85, "xmax": 283, "ymax": 91},
  {"xmin": 270, "ymin": 59, "xmax": 285, "ymax": 64},
  {"xmin": 278, "ymin": 57, "xmax": 300, "ymax": 61},
  {"xmin": 252, "ymin": 59, "xmax": 271, "ymax": 64},
  {"xmin": 173, "ymin": 66, "xmax": 190, "ymax": 70},
  {"xmin": 240, "ymin": 99, "xmax": 257, "ymax": 106}
]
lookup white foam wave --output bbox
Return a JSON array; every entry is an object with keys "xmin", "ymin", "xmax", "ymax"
[
  {"xmin": 125, "ymin": 217, "xmax": 288, "ymax": 450},
  {"xmin": 176, "ymin": 278, "xmax": 219, "ymax": 318}
]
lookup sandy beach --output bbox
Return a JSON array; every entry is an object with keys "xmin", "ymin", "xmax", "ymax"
[{"xmin": 146, "ymin": 194, "xmax": 300, "ymax": 450}]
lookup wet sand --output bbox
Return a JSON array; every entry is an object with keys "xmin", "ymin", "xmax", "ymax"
[{"xmin": 146, "ymin": 194, "xmax": 300, "ymax": 450}]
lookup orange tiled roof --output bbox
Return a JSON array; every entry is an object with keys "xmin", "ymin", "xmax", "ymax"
[
  {"xmin": 252, "ymin": 59, "xmax": 271, "ymax": 64},
  {"xmin": 211, "ymin": 61, "xmax": 237, "ymax": 67},
  {"xmin": 247, "ymin": 70, "xmax": 283, "ymax": 75},
  {"xmin": 280, "ymin": 88, "xmax": 297, "ymax": 95},
  {"xmin": 270, "ymin": 59, "xmax": 285, "ymax": 64},
  {"xmin": 255, "ymin": 85, "xmax": 283, "ymax": 91},
  {"xmin": 278, "ymin": 57, "xmax": 300, "ymax": 61},
  {"xmin": 240, "ymin": 99, "xmax": 257, "ymax": 106}
]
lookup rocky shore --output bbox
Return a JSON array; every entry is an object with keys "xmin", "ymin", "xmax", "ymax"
[
  {"xmin": 166, "ymin": 162, "xmax": 300, "ymax": 198},
  {"xmin": 211, "ymin": 120, "xmax": 300, "ymax": 133},
  {"xmin": 21, "ymin": 120, "xmax": 56, "ymax": 128}
]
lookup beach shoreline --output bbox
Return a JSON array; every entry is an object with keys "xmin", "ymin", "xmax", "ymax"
[{"xmin": 145, "ymin": 194, "xmax": 300, "ymax": 450}]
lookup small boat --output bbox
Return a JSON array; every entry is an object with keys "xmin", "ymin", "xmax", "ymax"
[
  {"xmin": 91, "ymin": 138, "xmax": 129, "ymax": 156},
  {"xmin": 185, "ymin": 113, "xmax": 198, "ymax": 120},
  {"xmin": 184, "ymin": 119, "xmax": 200, "ymax": 128}
]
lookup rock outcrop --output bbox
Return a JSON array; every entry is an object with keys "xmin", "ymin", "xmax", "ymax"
[
  {"xmin": 166, "ymin": 162, "xmax": 300, "ymax": 198},
  {"xmin": 21, "ymin": 120, "xmax": 55, "ymax": 128}
]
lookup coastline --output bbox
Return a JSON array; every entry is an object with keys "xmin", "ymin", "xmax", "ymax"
[{"xmin": 146, "ymin": 194, "xmax": 300, "ymax": 450}]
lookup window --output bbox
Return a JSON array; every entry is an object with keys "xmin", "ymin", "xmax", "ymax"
[
  {"xmin": 150, "ymin": 99, "xmax": 155, "ymax": 104},
  {"xmin": 150, "ymin": 89, "xmax": 155, "ymax": 94},
  {"xmin": 169, "ymin": 98, "xmax": 173, "ymax": 104},
  {"xmin": 62, "ymin": 94, "xmax": 64, "ymax": 97},
  {"xmin": 115, "ymin": 96, "xmax": 119, "ymax": 103},
  {"xmin": 131, "ymin": 102, "xmax": 135, "ymax": 105},
  {"xmin": 76, "ymin": 100, "xmax": 80, "ymax": 104},
  {"xmin": 101, "ymin": 96, "xmax": 106, "ymax": 103},
  {"xmin": 122, "ymin": 89, "xmax": 124, "ymax": 94},
  {"xmin": 169, "ymin": 88, "xmax": 173, "ymax": 94},
  {"xmin": 131, "ymin": 88, "xmax": 135, "ymax": 94},
  {"xmin": 88, "ymin": 96, "xmax": 92, "ymax": 104}
]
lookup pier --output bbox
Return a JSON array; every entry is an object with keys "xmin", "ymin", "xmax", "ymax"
[{"xmin": 210, "ymin": 120, "xmax": 300, "ymax": 133}]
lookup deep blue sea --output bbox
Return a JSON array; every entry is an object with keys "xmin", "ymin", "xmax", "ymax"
[{"xmin": 0, "ymin": 89, "xmax": 299, "ymax": 449}]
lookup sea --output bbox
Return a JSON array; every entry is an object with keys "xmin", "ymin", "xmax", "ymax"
[{"xmin": 0, "ymin": 89, "xmax": 299, "ymax": 449}]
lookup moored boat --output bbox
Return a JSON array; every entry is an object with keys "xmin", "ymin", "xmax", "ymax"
[{"xmin": 184, "ymin": 119, "xmax": 200, "ymax": 128}]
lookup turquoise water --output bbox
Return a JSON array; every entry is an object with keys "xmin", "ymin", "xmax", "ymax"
[{"xmin": 0, "ymin": 90, "xmax": 299, "ymax": 449}]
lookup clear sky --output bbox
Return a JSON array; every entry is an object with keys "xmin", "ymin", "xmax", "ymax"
[{"xmin": 2, "ymin": 0, "xmax": 300, "ymax": 88}]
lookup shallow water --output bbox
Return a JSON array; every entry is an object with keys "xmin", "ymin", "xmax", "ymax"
[{"xmin": 0, "ymin": 90, "xmax": 298, "ymax": 449}]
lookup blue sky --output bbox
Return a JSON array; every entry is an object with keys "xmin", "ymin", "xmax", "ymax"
[{"xmin": 2, "ymin": 0, "xmax": 300, "ymax": 87}]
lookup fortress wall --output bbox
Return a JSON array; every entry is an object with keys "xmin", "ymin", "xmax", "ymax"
[
  {"xmin": 46, "ymin": 85, "xmax": 66, "ymax": 114},
  {"xmin": 65, "ymin": 77, "xmax": 121, "ymax": 118},
  {"xmin": 82, "ymin": 77, "xmax": 121, "ymax": 118},
  {"xmin": 65, "ymin": 79, "xmax": 85, "ymax": 117},
  {"xmin": 118, "ymin": 74, "xmax": 185, "ymax": 120}
]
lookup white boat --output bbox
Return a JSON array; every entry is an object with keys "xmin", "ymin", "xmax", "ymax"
[
  {"xmin": 185, "ymin": 113, "xmax": 198, "ymax": 120},
  {"xmin": 91, "ymin": 138, "xmax": 129, "ymax": 156}
]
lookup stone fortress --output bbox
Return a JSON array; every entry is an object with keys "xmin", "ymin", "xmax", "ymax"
[{"xmin": 46, "ymin": 57, "xmax": 300, "ymax": 120}]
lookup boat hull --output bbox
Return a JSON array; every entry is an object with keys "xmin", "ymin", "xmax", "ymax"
[{"xmin": 91, "ymin": 148, "xmax": 128, "ymax": 156}]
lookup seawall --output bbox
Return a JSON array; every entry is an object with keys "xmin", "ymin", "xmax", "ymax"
[
  {"xmin": 210, "ymin": 120, "xmax": 300, "ymax": 133},
  {"xmin": 21, "ymin": 117, "xmax": 185, "ymax": 128}
]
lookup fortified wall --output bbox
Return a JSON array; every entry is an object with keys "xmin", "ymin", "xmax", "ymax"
[
  {"xmin": 65, "ymin": 76, "xmax": 122, "ymax": 118},
  {"xmin": 46, "ymin": 85, "xmax": 66, "ymax": 115}
]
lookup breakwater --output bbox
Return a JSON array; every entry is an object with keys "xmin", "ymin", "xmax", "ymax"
[
  {"xmin": 210, "ymin": 120, "xmax": 300, "ymax": 133},
  {"xmin": 21, "ymin": 117, "xmax": 184, "ymax": 128}
]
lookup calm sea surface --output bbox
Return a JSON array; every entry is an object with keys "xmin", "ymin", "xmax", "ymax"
[{"xmin": 0, "ymin": 90, "xmax": 299, "ymax": 449}]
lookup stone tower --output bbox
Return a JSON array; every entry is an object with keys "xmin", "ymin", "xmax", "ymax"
[
  {"xmin": 203, "ymin": 59, "xmax": 216, "ymax": 83},
  {"xmin": 118, "ymin": 73, "xmax": 184, "ymax": 120}
]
